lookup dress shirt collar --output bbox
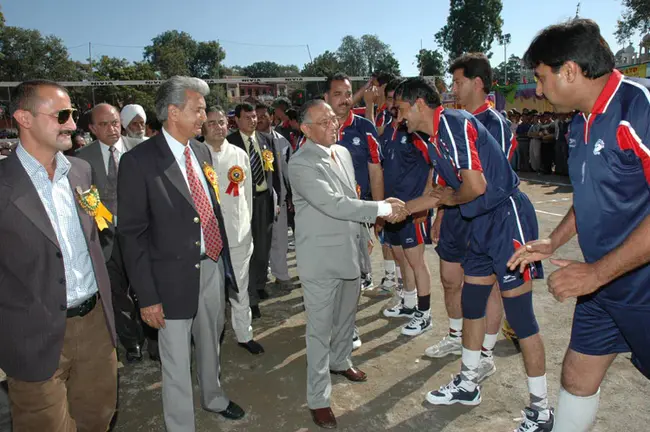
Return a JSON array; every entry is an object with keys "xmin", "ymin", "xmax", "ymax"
[
  {"xmin": 16, "ymin": 142, "xmax": 70, "ymax": 179},
  {"xmin": 162, "ymin": 127, "xmax": 190, "ymax": 161},
  {"xmin": 99, "ymin": 137, "xmax": 125, "ymax": 154},
  {"xmin": 208, "ymin": 139, "xmax": 230, "ymax": 154},
  {"xmin": 314, "ymin": 143, "xmax": 333, "ymax": 158},
  {"xmin": 239, "ymin": 130, "xmax": 256, "ymax": 145}
]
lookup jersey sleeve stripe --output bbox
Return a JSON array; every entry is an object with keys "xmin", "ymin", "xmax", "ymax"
[
  {"xmin": 441, "ymin": 116, "xmax": 460, "ymax": 168},
  {"xmin": 434, "ymin": 172, "xmax": 447, "ymax": 186},
  {"xmin": 507, "ymin": 135, "xmax": 518, "ymax": 162},
  {"xmin": 617, "ymin": 121, "xmax": 650, "ymax": 184},
  {"xmin": 366, "ymin": 132, "xmax": 381, "ymax": 164},
  {"xmin": 464, "ymin": 119, "xmax": 483, "ymax": 172}
]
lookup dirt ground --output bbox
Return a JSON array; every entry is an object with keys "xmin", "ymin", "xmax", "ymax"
[{"xmin": 1, "ymin": 173, "xmax": 649, "ymax": 431}]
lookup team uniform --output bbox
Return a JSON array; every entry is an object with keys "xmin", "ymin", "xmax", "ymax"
[
  {"xmin": 565, "ymin": 70, "xmax": 650, "ymax": 377},
  {"xmin": 424, "ymin": 106, "xmax": 543, "ymax": 289},
  {"xmin": 381, "ymin": 114, "xmax": 432, "ymax": 249},
  {"xmin": 473, "ymin": 102, "xmax": 518, "ymax": 162}
]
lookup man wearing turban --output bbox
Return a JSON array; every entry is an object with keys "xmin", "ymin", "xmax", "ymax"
[{"xmin": 121, "ymin": 104, "xmax": 147, "ymax": 142}]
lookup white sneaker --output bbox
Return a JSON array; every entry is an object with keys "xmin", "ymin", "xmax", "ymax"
[
  {"xmin": 377, "ymin": 274, "xmax": 397, "ymax": 294},
  {"xmin": 401, "ymin": 310, "xmax": 432, "ymax": 336},
  {"xmin": 477, "ymin": 354, "xmax": 497, "ymax": 382},
  {"xmin": 361, "ymin": 273, "xmax": 374, "ymax": 291},
  {"xmin": 424, "ymin": 335, "xmax": 462, "ymax": 358},
  {"xmin": 383, "ymin": 299, "xmax": 416, "ymax": 318},
  {"xmin": 352, "ymin": 336, "xmax": 362, "ymax": 350},
  {"xmin": 425, "ymin": 375, "xmax": 481, "ymax": 406},
  {"xmin": 513, "ymin": 407, "xmax": 555, "ymax": 431}
]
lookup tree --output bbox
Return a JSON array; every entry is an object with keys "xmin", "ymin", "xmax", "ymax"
[
  {"xmin": 88, "ymin": 56, "xmax": 158, "ymax": 111},
  {"xmin": 336, "ymin": 36, "xmax": 367, "ymax": 76},
  {"xmin": 416, "ymin": 49, "xmax": 445, "ymax": 76},
  {"xmin": 374, "ymin": 54, "xmax": 401, "ymax": 76},
  {"xmin": 360, "ymin": 35, "xmax": 394, "ymax": 74},
  {"xmin": 493, "ymin": 54, "xmax": 523, "ymax": 84},
  {"xmin": 301, "ymin": 51, "xmax": 341, "ymax": 77},
  {"xmin": 241, "ymin": 61, "xmax": 300, "ymax": 78},
  {"xmin": 616, "ymin": 0, "xmax": 650, "ymax": 44},
  {"xmin": 278, "ymin": 65, "xmax": 301, "ymax": 77},
  {"xmin": 435, "ymin": 0, "xmax": 504, "ymax": 61},
  {"xmin": 0, "ymin": 26, "xmax": 81, "ymax": 81},
  {"xmin": 144, "ymin": 30, "xmax": 225, "ymax": 78}
]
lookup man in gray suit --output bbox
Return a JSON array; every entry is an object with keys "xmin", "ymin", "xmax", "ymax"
[
  {"xmin": 76, "ymin": 104, "xmax": 153, "ymax": 362},
  {"xmin": 288, "ymin": 99, "xmax": 405, "ymax": 429}
]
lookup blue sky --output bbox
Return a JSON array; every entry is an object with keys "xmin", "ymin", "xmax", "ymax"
[{"xmin": 3, "ymin": 0, "xmax": 642, "ymax": 77}]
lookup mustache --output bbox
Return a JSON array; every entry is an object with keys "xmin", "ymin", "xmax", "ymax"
[{"xmin": 58, "ymin": 130, "xmax": 74, "ymax": 136}]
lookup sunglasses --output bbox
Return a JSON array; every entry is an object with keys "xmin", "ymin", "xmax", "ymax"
[{"xmin": 36, "ymin": 108, "xmax": 80, "ymax": 125}]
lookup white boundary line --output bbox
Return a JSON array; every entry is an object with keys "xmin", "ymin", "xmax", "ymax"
[
  {"xmin": 535, "ymin": 209, "xmax": 564, "ymax": 217},
  {"xmin": 533, "ymin": 197, "xmax": 572, "ymax": 204}
]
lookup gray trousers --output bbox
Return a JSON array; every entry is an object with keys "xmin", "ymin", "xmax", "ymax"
[
  {"xmin": 270, "ymin": 202, "xmax": 290, "ymax": 281},
  {"xmin": 230, "ymin": 242, "xmax": 253, "ymax": 343},
  {"xmin": 358, "ymin": 224, "xmax": 372, "ymax": 275},
  {"xmin": 158, "ymin": 258, "xmax": 229, "ymax": 432},
  {"xmin": 302, "ymin": 277, "xmax": 361, "ymax": 409}
]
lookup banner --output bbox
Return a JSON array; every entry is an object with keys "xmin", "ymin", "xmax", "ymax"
[{"xmin": 618, "ymin": 63, "xmax": 648, "ymax": 78}]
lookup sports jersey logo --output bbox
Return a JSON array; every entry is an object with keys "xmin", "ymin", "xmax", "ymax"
[
  {"xmin": 568, "ymin": 138, "xmax": 577, "ymax": 148},
  {"xmin": 352, "ymin": 137, "xmax": 361, "ymax": 146},
  {"xmin": 502, "ymin": 274, "xmax": 517, "ymax": 284},
  {"xmin": 593, "ymin": 139, "xmax": 604, "ymax": 155},
  {"xmin": 401, "ymin": 136, "xmax": 407, "ymax": 144},
  {"xmin": 405, "ymin": 238, "xmax": 414, "ymax": 244}
]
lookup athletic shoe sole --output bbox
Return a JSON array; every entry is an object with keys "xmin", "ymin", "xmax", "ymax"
[
  {"xmin": 425, "ymin": 392, "xmax": 482, "ymax": 406},
  {"xmin": 477, "ymin": 364, "xmax": 497, "ymax": 383},
  {"xmin": 383, "ymin": 310, "xmax": 416, "ymax": 319},
  {"xmin": 401, "ymin": 321, "xmax": 432, "ymax": 336},
  {"xmin": 424, "ymin": 347, "xmax": 462, "ymax": 359}
]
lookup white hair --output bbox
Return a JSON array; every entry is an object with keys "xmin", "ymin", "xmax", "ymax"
[{"xmin": 155, "ymin": 76, "xmax": 210, "ymax": 122}]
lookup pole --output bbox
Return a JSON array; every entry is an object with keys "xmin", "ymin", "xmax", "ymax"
[
  {"xmin": 306, "ymin": 44, "xmax": 313, "ymax": 63},
  {"xmin": 89, "ymin": 42, "xmax": 96, "ymax": 106},
  {"xmin": 504, "ymin": 41, "xmax": 507, "ymax": 84}
]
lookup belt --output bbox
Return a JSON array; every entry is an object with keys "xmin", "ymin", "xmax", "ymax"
[{"xmin": 67, "ymin": 294, "xmax": 98, "ymax": 318}]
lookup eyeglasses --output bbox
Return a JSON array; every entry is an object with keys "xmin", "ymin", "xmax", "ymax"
[
  {"xmin": 96, "ymin": 120, "xmax": 121, "ymax": 129},
  {"xmin": 35, "ymin": 108, "xmax": 79, "ymax": 125},
  {"xmin": 306, "ymin": 117, "xmax": 339, "ymax": 129}
]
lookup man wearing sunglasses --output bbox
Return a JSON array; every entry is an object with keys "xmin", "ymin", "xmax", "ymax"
[
  {"xmin": 0, "ymin": 80, "xmax": 117, "ymax": 431},
  {"xmin": 77, "ymin": 103, "xmax": 153, "ymax": 363}
]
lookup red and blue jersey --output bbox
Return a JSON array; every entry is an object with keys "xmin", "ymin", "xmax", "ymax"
[
  {"xmin": 337, "ymin": 110, "xmax": 382, "ymax": 200},
  {"xmin": 423, "ymin": 106, "xmax": 519, "ymax": 219},
  {"xmin": 375, "ymin": 104, "xmax": 390, "ymax": 129},
  {"xmin": 473, "ymin": 102, "xmax": 518, "ymax": 162},
  {"xmin": 567, "ymin": 70, "xmax": 650, "ymax": 305},
  {"xmin": 382, "ymin": 122, "xmax": 431, "ymax": 201}
]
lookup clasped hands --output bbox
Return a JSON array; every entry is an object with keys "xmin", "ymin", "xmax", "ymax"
[
  {"xmin": 384, "ymin": 185, "xmax": 452, "ymax": 224},
  {"xmin": 384, "ymin": 197, "xmax": 408, "ymax": 223}
]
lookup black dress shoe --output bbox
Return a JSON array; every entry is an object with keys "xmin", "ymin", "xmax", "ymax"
[
  {"xmin": 218, "ymin": 401, "xmax": 245, "ymax": 420},
  {"xmin": 147, "ymin": 340, "xmax": 160, "ymax": 362},
  {"xmin": 251, "ymin": 305, "xmax": 261, "ymax": 319},
  {"xmin": 258, "ymin": 289, "xmax": 269, "ymax": 300},
  {"xmin": 125, "ymin": 345, "xmax": 143, "ymax": 363},
  {"xmin": 238, "ymin": 340, "xmax": 265, "ymax": 355}
]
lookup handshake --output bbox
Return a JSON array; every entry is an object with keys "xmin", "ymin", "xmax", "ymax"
[{"xmin": 384, "ymin": 197, "xmax": 409, "ymax": 223}]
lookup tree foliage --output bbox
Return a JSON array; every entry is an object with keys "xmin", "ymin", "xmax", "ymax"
[
  {"xmin": 492, "ymin": 54, "xmax": 523, "ymax": 84},
  {"xmin": 616, "ymin": 0, "xmax": 650, "ymax": 44},
  {"xmin": 435, "ymin": 0, "xmax": 504, "ymax": 61},
  {"xmin": 336, "ymin": 36, "xmax": 367, "ymax": 76},
  {"xmin": 334, "ymin": 35, "xmax": 400, "ymax": 76},
  {"xmin": 416, "ymin": 49, "xmax": 445, "ymax": 76},
  {"xmin": 301, "ymin": 51, "xmax": 341, "ymax": 77},
  {"xmin": 144, "ymin": 30, "xmax": 225, "ymax": 78},
  {"xmin": 241, "ymin": 61, "xmax": 300, "ymax": 78}
]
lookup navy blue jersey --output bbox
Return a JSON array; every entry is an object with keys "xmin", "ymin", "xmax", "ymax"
[
  {"xmin": 337, "ymin": 111, "xmax": 382, "ymax": 200},
  {"xmin": 473, "ymin": 102, "xmax": 518, "ymax": 161},
  {"xmin": 375, "ymin": 103, "xmax": 390, "ymax": 130},
  {"xmin": 382, "ymin": 124, "xmax": 431, "ymax": 201},
  {"xmin": 423, "ymin": 107, "xmax": 519, "ymax": 219},
  {"xmin": 567, "ymin": 70, "xmax": 650, "ymax": 305}
]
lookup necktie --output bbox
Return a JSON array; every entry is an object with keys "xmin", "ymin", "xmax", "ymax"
[
  {"xmin": 105, "ymin": 146, "xmax": 118, "ymax": 214},
  {"xmin": 248, "ymin": 137, "xmax": 264, "ymax": 186},
  {"xmin": 183, "ymin": 146, "xmax": 223, "ymax": 261}
]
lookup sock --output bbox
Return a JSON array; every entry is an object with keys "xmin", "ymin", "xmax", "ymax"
[
  {"xmin": 384, "ymin": 260, "xmax": 396, "ymax": 275},
  {"xmin": 395, "ymin": 266, "xmax": 402, "ymax": 280},
  {"xmin": 449, "ymin": 318, "xmax": 463, "ymax": 338},
  {"xmin": 481, "ymin": 333, "xmax": 498, "ymax": 357},
  {"xmin": 527, "ymin": 374, "xmax": 549, "ymax": 413},
  {"xmin": 417, "ymin": 294, "xmax": 430, "ymax": 312},
  {"xmin": 459, "ymin": 348, "xmax": 481, "ymax": 392},
  {"xmin": 403, "ymin": 289, "xmax": 417, "ymax": 309},
  {"xmin": 554, "ymin": 386, "xmax": 600, "ymax": 432}
]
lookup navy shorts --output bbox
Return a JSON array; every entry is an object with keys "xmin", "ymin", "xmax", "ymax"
[
  {"xmin": 570, "ymin": 294, "xmax": 650, "ymax": 376},
  {"xmin": 385, "ymin": 211, "xmax": 432, "ymax": 249},
  {"xmin": 435, "ymin": 206, "xmax": 471, "ymax": 263},
  {"xmin": 463, "ymin": 190, "xmax": 544, "ymax": 291}
]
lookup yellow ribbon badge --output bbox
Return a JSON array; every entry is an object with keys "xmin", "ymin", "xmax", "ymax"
[
  {"xmin": 202, "ymin": 162, "xmax": 221, "ymax": 204},
  {"xmin": 262, "ymin": 149, "xmax": 274, "ymax": 172},
  {"xmin": 75, "ymin": 186, "xmax": 113, "ymax": 231}
]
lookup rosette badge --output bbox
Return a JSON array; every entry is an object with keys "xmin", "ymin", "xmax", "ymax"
[
  {"xmin": 226, "ymin": 165, "xmax": 245, "ymax": 197},
  {"xmin": 202, "ymin": 162, "xmax": 221, "ymax": 204},
  {"xmin": 75, "ymin": 186, "xmax": 113, "ymax": 231},
  {"xmin": 262, "ymin": 149, "xmax": 274, "ymax": 171}
]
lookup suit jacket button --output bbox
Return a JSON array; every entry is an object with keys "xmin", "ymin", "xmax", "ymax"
[
  {"xmin": 60, "ymin": 304, "xmax": 66, "ymax": 311},
  {"xmin": 195, "ymin": 241, "xmax": 201, "ymax": 247},
  {"xmin": 356, "ymin": 235, "xmax": 360, "ymax": 239},
  {"xmin": 195, "ymin": 263, "xmax": 201, "ymax": 269},
  {"xmin": 59, "ymin": 277, "xmax": 65, "ymax": 284},
  {"xmin": 193, "ymin": 217, "xmax": 200, "ymax": 223},
  {"xmin": 56, "ymin": 252, "xmax": 63, "ymax": 259}
]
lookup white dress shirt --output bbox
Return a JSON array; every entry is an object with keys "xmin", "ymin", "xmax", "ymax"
[
  {"xmin": 314, "ymin": 143, "xmax": 392, "ymax": 217},
  {"xmin": 99, "ymin": 138, "xmax": 126, "ymax": 173},
  {"xmin": 209, "ymin": 140, "xmax": 253, "ymax": 248},
  {"xmin": 162, "ymin": 128, "xmax": 213, "ymax": 255},
  {"xmin": 240, "ymin": 131, "xmax": 269, "ymax": 192}
]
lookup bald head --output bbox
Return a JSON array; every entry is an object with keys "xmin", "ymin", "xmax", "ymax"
[{"xmin": 89, "ymin": 103, "xmax": 122, "ymax": 146}]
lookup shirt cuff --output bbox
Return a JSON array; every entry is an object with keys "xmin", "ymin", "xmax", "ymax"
[{"xmin": 377, "ymin": 201, "xmax": 392, "ymax": 217}]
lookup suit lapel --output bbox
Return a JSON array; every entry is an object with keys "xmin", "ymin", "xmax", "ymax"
[
  {"xmin": 66, "ymin": 160, "xmax": 94, "ymax": 242},
  {"xmin": 88, "ymin": 142, "xmax": 108, "ymax": 191},
  {"xmin": 7, "ymin": 153, "xmax": 61, "ymax": 248},
  {"xmin": 156, "ymin": 135, "xmax": 196, "ymax": 210}
]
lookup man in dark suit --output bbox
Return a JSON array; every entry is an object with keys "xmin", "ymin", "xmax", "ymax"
[
  {"xmin": 76, "ymin": 103, "xmax": 155, "ymax": 363},
  {"xmin": 118, "ymin": 76, "xmax": 245, "ymax": 430},
  {"xmin": 0, "ymin": 80, "xmax": 117, "ymax": 431},
  {"xmin": 227, "ymin": 103, "xmax": 281, "ymax": 318}
]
